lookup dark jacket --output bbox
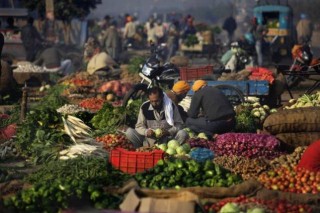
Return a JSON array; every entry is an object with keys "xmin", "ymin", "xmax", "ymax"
[
  {"xmin": 188, "ymin": 86, "xmax": 235, "ymax": 121},
  {"xmin": 223, "ymin": 16, "xmax": 237, "ymax": 34},
  {"xmin": 21, "ymin": 24, "xmax": 43, "ymax": 48}
]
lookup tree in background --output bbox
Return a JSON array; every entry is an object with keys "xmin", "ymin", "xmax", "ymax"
[{"xmin": 21, "ymin": 0, "xmax": 99, "ymax": 44}]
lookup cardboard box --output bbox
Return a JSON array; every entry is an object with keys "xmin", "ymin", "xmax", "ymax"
[{"xmin": 120, "ymin": 189, "xmax": 198, "ymax": 213}]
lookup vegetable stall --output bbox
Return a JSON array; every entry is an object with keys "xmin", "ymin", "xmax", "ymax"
[{"xmin": 1, "ymin": 69, "xmax": 320, "ymax": 213}]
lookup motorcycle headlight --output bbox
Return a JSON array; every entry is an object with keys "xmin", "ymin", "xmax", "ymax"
[
  {"xmin": 141, "ymin": 65, "xmax": 153, "ymax": 76},
  {"xmin": 302, "ymin": 52, "xmax": 309, "ymax": 61}
]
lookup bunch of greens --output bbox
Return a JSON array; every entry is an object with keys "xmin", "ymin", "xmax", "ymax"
[
  {"xmin": 184, "ymin": 34, "xmax": 199, "ymax": 47},
  {"xmin": 235, "ymin": 110, "xmax": 257, "ymax": 133},
  {"xmin": 0, "ymin": 105, "xmax": 20, "ymax": 129},
  {"xmin": 4, "ymin": 156, "xmax": 130, "ymax": 212},
  {"xmin": 37, "ymin": 84, "xmax": 68, "ymax": 109},
  {"xmin": 14, "ymin": 107, "xmax": 72, "ymax": 164},
  {"xmin": 127, "ymin": 56, "xmax": 145, "ymax": 74},
  {"xmin": 91, "ymin": 100, "xmax": 141, "ymax": 136},
  {"xmin": 14, "ymin": 84, "xmax": 73, "ymax": 164}
]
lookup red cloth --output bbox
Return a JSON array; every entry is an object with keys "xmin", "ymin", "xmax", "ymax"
[{"xmin": 297, "ymin": 140, "xmax": 320, "ymax": 172}]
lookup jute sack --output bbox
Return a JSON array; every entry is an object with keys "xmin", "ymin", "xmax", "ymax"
[
  {"xmin": 256, "ymin": 188, "xmax": 320, "ymax": 205},
  {"xmin": 139, "ymin": 179, "xmax": 262, "ymax": 199},
  {"xmin": 263, "ymin": 107, "xmax": 320, "ymax": 134},
  {"xmin": 169, "ymin": 56, "xmax": 189, "ymax": 67},
  {"xmin": 276, "ymin": 132, "xmax": 320, "ymax": 148}
]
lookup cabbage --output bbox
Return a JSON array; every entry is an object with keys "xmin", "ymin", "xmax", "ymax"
[
  {"xmin": 183, "ymin": 127, "xmax": 191, "ymax": 132},
  {"xmin": 220, "ymin": 202, "xmax": 240, "ymax": 213},
  {"xmin": 182, "ymin": 143, "xmax": 191, "ymax": 152},
  {"xmin": 168, "ymin": 140, "xmax": 180, "ymax": 149},
  {"xmin": 157, "ymin": 144, "xmax": 167, "ymax": 151},
  {"xmin": 166, "ymin": 147, "xmax": 176, "ymax": 155},
  {"xmin": 188, "ymin": 132, "xmax": 195, "ymax": 138},
  {"xmin": 198, "ymin": 132, "xmax": 208, "ymax": 140},
  {"xmin": 154, "ymin": 128, "xmax": 163, "ymax": 138},
  {"xmin": 176, "ymin": 146, "xmax": 186, "ymax": 155},
  {"xmin": 247, "ymin": 207, "xmax": 266, "ymax": 213}
]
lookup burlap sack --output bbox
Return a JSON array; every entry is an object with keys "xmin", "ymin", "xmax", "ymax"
[
  {"xmin": 263, "ymin": 107, "xmax": 320, "ymax": 134},
  {"xmin": 276, "ymin": 132, "xmax": 320, "ymax": 148},
  {"xmin": 139, "ymin": 179, "xmax": 262, "ymax": 199},
  {"xmin": 256, "ymin": 188, "xmax": 320, "ymax": 205},
  {"xmin": 170, "ymin": 56, "xmax": 189, "ymax": 67}
]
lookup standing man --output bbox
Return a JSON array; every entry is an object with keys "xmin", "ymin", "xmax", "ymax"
[
  {"xmin": 166, "ymin": 19, "xmax": 180, "ymax": 60},
  {"xmin": 222, "ymin": 15, "xmax": 237, "ymax": 45},
  {"xmin": 296, "ymin": 13, "xmax": 314, "ymax": 43},
  {"xmin": 126, "ymin": 87, "xmax": 188, "ymax": 148},
  {"xmin": 186, "ymin": 80, "xmax": 236, "ymax": 139},
  {"xmin": 42, "ymin": 11, "xmax": 60, "ymax": 44},
  {"xmin": 251, "ymin": 17, "xmax": 268, "ymax": 66},
  {"xmin": 21, "ymin": 17, "xmax": 44, "ymax": 62},
  {"xmin": 103, "ymin": 21, "xmax": 121, "ymax": 62},
  {"xmin": 123, "ymin": 15, "xmax": 136, "ymax": 49}
]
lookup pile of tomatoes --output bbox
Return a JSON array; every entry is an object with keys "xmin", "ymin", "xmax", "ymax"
[
  {"xmin": 79, "ymin": 98, "xmax": 105, "ymax": 111},
  {"xmin": 96, "ymin": 134, "xmax": 134, "ymax": 151},
  {"xmin": 258, "ymin": 166, "xmax": 320, "ymax": 194}
]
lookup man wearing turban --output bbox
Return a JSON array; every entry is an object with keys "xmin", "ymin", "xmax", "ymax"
[
  {"xmin": 186, "ymin": 80, "xmax": 236, "ymax": 139},
  {"xmin": 166, "ymin": 80, "xmax": 191, "ymax": 122}
]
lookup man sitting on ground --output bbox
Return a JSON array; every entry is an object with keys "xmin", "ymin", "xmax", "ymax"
[
  {"xmin": 186, "ymin": 80, "xmax": 236, "ymax": 139},
  {"xmin": 126, "ymin": 87, "xmax": 188, "ymax": 148}
]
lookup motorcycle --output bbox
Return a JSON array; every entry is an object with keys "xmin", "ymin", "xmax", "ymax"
[
  {"xmin": 122, "ymin": 42, "xmax": 180, "ymax": 106},
  {"xmin": 220, "ymin": 41, "xmax": 254, "ymax": 73},
  {"xmin": 284, "ymin": 43, "xmax": 320, "ymax": 88}
]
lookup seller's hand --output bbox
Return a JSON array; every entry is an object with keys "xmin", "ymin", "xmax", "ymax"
[{"xmin": 146, "ymin": 129, "xmax": 155, "ymax": 137}]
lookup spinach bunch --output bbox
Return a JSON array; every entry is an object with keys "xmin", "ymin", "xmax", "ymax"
[{"xmin": 4, "ymin": 156, "xmax": 130, "ymax": 212}]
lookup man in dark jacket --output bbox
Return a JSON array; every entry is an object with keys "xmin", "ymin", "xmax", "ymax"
[
  {"xmin": 222, "ymin": 15, "xmax": 237, "ymax": 45},
  {"xmin": 21, "ymin": 17, "xmax": 44, "ymax": 61},
  {"xmin": 186, "ymin": 80, "xmax": 236, "ymax": 138}
]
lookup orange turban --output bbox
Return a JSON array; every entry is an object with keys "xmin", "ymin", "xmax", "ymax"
[
  {"xmin": 172, "ymin": 81, "xmax": 190, "ymax": 95},
  {"xmin": 192, "ymin": 80, "xmax": 207, "ymax": 92}
]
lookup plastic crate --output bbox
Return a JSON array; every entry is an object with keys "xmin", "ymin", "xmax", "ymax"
[
  {"xmin": 109, "ymin": 148, "xmax": 164, "ymax": 174},
  {"xmin": 179, "ymin": 65, "xmax": 213, "ymax": 81}
]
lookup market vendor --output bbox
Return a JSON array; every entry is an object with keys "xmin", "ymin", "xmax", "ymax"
[
  {"xmin": 84, "ymin": 37, "xmax": 118, "ymax": 77},
  {"xmin": 125, "ymin": 87, "xmax": 188, "ymax": 148},
  {"xmin": 166, "ymin": 80, "xmax": 190, "ymax": 122},
  {"xmin": 297, "ymin": 140, "xmax": 320, "ymax": 172},
  {"xmin": 186, "ymin": 80, "xmax": 236, "ymax": 139},
  {"xmin": 33, "ymin": 45, "xmax": 73, "ymax": 76}
]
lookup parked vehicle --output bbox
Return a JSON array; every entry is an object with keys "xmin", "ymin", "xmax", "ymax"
[
  {"xmin": 253, "ymin": 1, "xmax": 295, "ymax": 62},
  {"xmin": 279, "ymin": 43, "xmax": 320, "ymax": 89},
  {"xmin": 122, "ymin": 42, "xmax": 180, "ymax": 106}
]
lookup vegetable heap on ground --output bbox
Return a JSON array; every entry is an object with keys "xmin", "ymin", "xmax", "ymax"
[{"xmin": 134, "ymin": 159, "xmax": 242, "ymax": 189}]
